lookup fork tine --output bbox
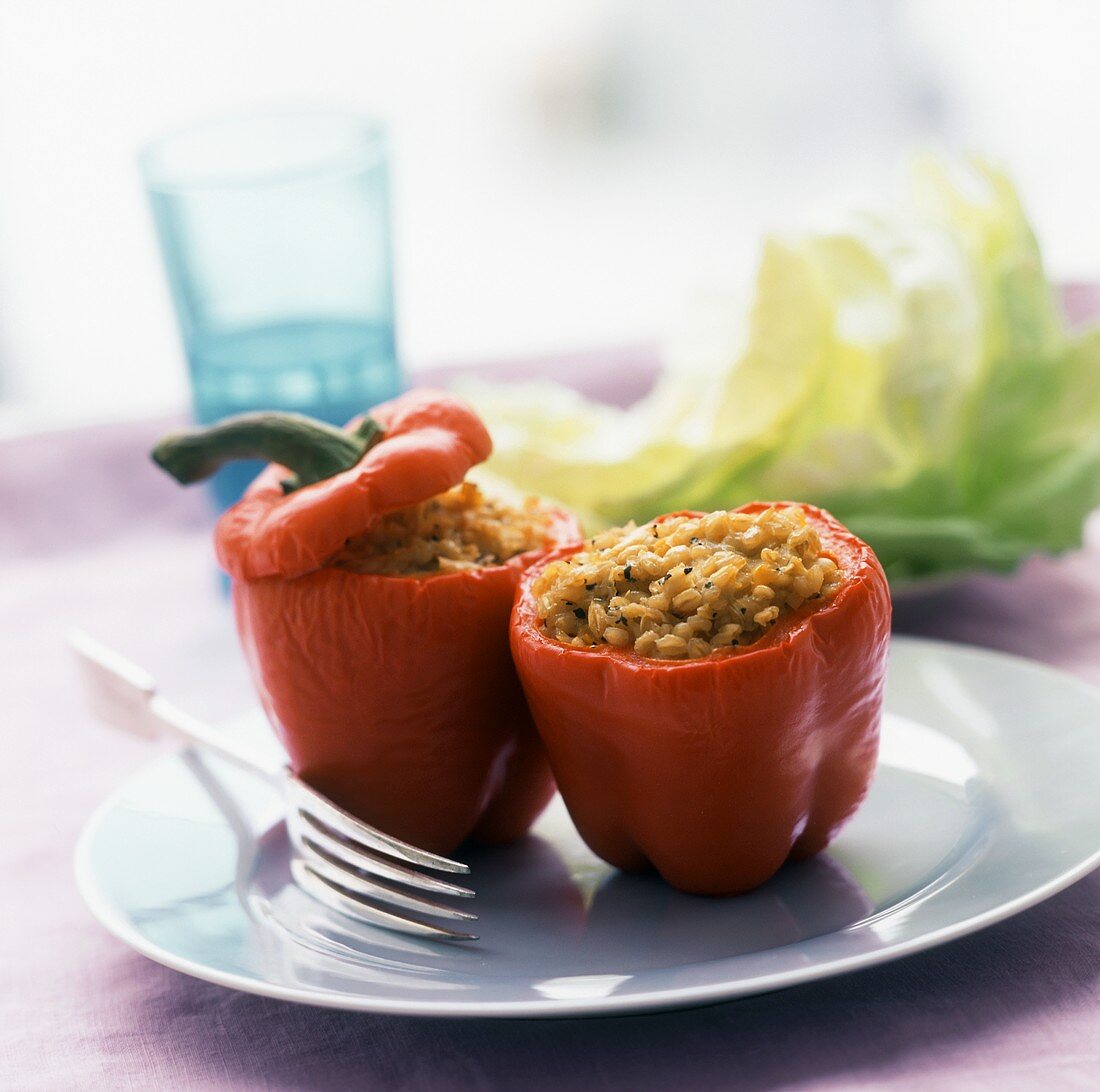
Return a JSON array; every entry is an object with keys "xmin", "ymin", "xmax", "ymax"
[
  {"xmin": 287, "ymin": 778, "xmax": 470, "ymax": 874},
  {"xmin": 291, "ymin": 856, "xmax": 478, "ymax": 923},
  {"xmin": 291, "ymin": 860, "xmax": 479, "ymax": 941},
  {"xmin": 291, "ymin": 813, "xmax": 476, "ymax": 898}
]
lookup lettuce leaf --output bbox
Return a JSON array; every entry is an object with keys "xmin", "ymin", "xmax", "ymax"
[{"xmin": 463, "ymin": 159, "xmax": 1100, "ymax": 585}]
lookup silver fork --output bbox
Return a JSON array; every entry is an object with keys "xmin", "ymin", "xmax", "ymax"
[{"xmin": 69, "ymin": 630, "xmax": 478, "ymax": 941}]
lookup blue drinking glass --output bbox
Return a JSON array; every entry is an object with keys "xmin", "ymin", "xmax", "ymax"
[{"xmin": 140, "ymin": 109, "xmax": 403, "ymax": 511}]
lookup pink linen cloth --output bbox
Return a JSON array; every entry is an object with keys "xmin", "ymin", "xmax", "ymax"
[{"xmin": 4, "ymin": 334, "xmax": 1100, "ymax": 1090}]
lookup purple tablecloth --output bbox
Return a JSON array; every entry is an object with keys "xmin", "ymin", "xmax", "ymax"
[{"xmin": 5, "ymin": 346, "xmax": 1100, "ymax": 1090}]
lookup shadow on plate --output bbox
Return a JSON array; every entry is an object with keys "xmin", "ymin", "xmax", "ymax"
[{"xmin": 247, "ymin": 822, "xmax": 873, "ymax": 990}]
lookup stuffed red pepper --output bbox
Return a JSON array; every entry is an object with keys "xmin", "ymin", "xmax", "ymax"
[
  {"xmin": 153, "ymin": 389, "xmax": 581, "ymax": 854},
  {"xmin": 511, "ymin": 501, "xmax": 891, "ymax": 895}
]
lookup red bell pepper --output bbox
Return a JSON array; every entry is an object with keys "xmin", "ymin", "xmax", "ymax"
[
  {"xmin": 153, "ymin": 389, "xmax": 581, "ymax": 854},
  {"xmin": 510, "ymin": 502, "xmax": 891, "ymax": 895}
]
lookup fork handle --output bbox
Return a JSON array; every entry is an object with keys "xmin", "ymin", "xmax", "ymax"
[{"xmin": 146, "ymin": 696, "xmax": 282, "ymax": 781}]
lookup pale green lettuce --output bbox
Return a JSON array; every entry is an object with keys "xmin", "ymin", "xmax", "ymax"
[{"xmin": 464, "ymin": 160, "xmax": 1100, "ymax": 585}]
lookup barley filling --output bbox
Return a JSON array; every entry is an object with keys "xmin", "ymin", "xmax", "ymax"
[
  {"xmin": 533, "ymin": 506, "xmax": 843, "ymax": 660},
  {"xmin": 328, "ymin": 482, "xmax": 554, "ymax": 576}
]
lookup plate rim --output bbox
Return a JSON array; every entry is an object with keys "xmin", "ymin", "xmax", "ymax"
[{"xmin": 74, "ymin": 635, "xmax": 1100, "ymax": 1019}]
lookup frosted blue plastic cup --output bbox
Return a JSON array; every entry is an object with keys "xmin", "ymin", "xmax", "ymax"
[{"xmin": 141, "ymin": 109, "xmax": 403, "ymax": 511}]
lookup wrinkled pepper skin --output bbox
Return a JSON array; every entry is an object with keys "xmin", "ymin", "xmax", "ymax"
[
  {"xmin": 216, "ymin": 389, "xmax": 582, "ymax": 855},
  {"xmin": 510, "ymin": 502, "xmax": 891, "ymax": 895}
]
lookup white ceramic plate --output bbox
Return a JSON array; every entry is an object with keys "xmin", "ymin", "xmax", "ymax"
[{"xmin": 75, "ymin": 636, "xmax": 1100, "ymax": 1018}]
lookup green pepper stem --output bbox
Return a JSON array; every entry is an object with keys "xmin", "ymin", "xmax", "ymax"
[{"xmin": 151, "ymin": 411, "xmax": 385, "ymax": 492}]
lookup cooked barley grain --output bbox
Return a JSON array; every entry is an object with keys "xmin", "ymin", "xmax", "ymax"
[
  {"xmin": 330, "ymin": 482, "xmax": 553, "ymax": 575},
  {"xmin": 533, "ymin": 506, "xmax": 841, "ymax": 660}
]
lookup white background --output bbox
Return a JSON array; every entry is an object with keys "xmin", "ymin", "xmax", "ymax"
[{"xmin": 0, "ymin": 1, "xmax": 1097, "ymax": 426}]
